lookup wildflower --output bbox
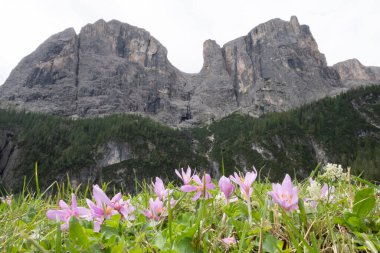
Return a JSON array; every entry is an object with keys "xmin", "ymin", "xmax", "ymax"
[
  {"xmin": 305, "ymin": 178, "xmax": 334, "ymax": 208},
  {"xmin": 143, "ymin": 197, "xmax": 166, "ymax": 221},
  {"xmin": 175, "ymin": 166, "xmax": 193, "ymax": 185},
  {"xmin": 218, "ymin": 176, "xmax": 235, "ymax": 203},
  {"xmin": 86, "ymin": 185, "xmax": 134, "ymax": 232},
  {"xmin": 0, "ymin": 195, "xmax": 13, "ymax": 206},
  {"xmin": 109, "ymin": 192, "xmax": 135, "ymax": 220},
  {"xmin": 268, "ymin": 174, "xmax": 299, "ymax": 212},
  {"xmin": 320, "ymin": 163, "xmax": 345, "ymax": 182},
  {"xmin": 153, "ymin": 177, "xmax": 168, "ymax": 200},
  {"xmin": 47, "ymin": 193, "xmax": 90, "ymax": 230},
  {"xmin": 222, "ymin": 236, "xmax": 236, "ymax": 247},
  {"xmin": 181, "ymin": 173, "xmax": 215, "ymax": 201},
  {"xmin": 229, "ymin": 167, "xmax": 257, "ymax": 201}
]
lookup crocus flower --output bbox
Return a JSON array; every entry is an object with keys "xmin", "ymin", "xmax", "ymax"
[
  {"xmin": 109, "ymin": 192, "xmax": 135, "ymax": 220},
  {"xmin": 175, "ymin": 166, "xmax": 193, "ymax": 185},
  {"xmin": 181, "ymin": 173, "xmax": 215, "ymax": 201},
  {"xmin": 218, "ymin": 176, "xmax": 235, "ymax": 203},
  {"xmin": 222, "ymin": 236, "xmax": 237, "ymax": 247},
  {"xmin": 229, "ymin": 168, "xmax": 257, "ymax": 201},
  {"xmin": 153, "ymin": 177, "xmax": 168, "ymax": 200},
  {"xmin": 268, "ymin": 174, "xmax": 299, "ymax": 212},
  {"xmin": 143, "ymin": 197, "xmax": 166, "ymax": 221},
  {"xmin": 86, "ymin": 185, "xmax": 124, "ymax": 231},
  {"xmin": 47, "ymin": 193, "xmax": 90, "ymax": 230},
  {"xmin": 0, "ymin": 195, "xmax": 13, "ymax": 206}
]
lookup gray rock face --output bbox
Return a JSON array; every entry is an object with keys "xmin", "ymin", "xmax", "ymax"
[
  {"xmin": 0, "ymin": 130, "xmax": 20, "ymax": 190},
  {"xmin": 221, "ymin": 16, "xmax": 341, "ymax": 115},
  {"xmin": 0, "ymin": 16, "xmax": 356, "ymax": 126},
  {"xmin": 333, "ymin": 59, "xmax": 380, "ymax": 89}
]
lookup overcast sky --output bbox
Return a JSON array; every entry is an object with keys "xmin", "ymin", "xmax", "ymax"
[{"xmin": 1, "ymin": 0, "xmax": 379, "ymax": 85}]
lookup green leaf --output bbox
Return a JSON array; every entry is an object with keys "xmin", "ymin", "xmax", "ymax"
[
  {"xmin": 153, "ymin": 231, "xmax": 167, "ymax": 250},
  {"xmin": 111, "ymin": 242, "xmax": 125, "ymax": 253},
  {"xmin": 69, "ymin": 217, "xmax": 90, "ymax": 248},
  {"xmin": 347, "ymin": 216, "xmax": 363, "ymax": 229},
  {"xmin": 298, "ymin": 198, "xmax": 308, "ymax": 231},
  {"xmin": 263, "ymin": 234, "xmax": 283, "ymax": 253},
  {"xmin": 173, "ymin": 237, "xmax": 194, "ymax": 253},
  {"xmin": 353, "ymin": 188, "xmax": 376, "ymax": 218}
]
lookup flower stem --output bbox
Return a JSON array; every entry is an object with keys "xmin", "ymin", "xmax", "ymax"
[{"xmin": 247, "ymin": 197, "xmax": 252, "ymax": 225}]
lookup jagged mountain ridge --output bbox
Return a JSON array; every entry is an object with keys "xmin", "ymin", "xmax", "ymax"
[{"xmin": 0, "ymin": 16, "xmax": 379, "ymax": 126}]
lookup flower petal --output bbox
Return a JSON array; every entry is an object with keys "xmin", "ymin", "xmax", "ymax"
[
  {"xmin": 93, "ymin": 185, "xmax": 111, "ymax": 206},
  {"xmin": 47, "ymin": 210, "xmax": 66, "ymax": 222},
  {"xmin": 59, "ymin": 200, "xmax": 69, "ymax": 210},
  {"xmin": 71, "ymin": 193, "xmax": 77, "ymax": 209},
  {"xmin": 192, "ymin": 191, "xmax": 202, "ymax": 201},
  {"xmin": 111, "ymin": 192, "xmax": 122, "ymax": 203},
  {"xmin": 192, "ymin": 175, "xmax": 202, "ymax": 185},
  {"xmin": 181, "ymin": 185, "xmax": 197, "ymax": 192}
]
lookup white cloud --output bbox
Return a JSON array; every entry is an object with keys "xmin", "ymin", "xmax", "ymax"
[{"xmin": 0, "ymin": 0, "xmax": 379, "ymax": 84}]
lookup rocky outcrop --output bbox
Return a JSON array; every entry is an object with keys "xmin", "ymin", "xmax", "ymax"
[
  {"xmin": 221, "ymin": 16, "xmax": 341, "ymax": 115},
  {"xmin": 0, "ymin": 16, "xmax": 351, "ymax": 126},
  {"xmin": 333, "ymin": 59, "xmax": 380, "ymax": 89},
  {"xmin": 0, "ymin": 130, "xmax": 20, "ymax": 190}
]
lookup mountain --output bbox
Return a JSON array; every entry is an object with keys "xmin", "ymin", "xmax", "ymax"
[
  {"xmin": 1, "ymin": 85, "xmax": 379, "ymax": 192},
  {"xmin": 333, "ymin": 58, "xmax": 380, "ymax": 89},
  {"xmin": 3, "ymin": 16, "xmax": 377, "ymax": 127}
]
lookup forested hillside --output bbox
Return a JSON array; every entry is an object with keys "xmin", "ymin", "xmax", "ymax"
[{"xmin": 1, "ymin": 85, "xmax": 379, "ymax": 192}]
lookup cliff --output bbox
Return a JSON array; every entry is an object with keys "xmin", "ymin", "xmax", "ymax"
[{"xmin": 0, "ymin": 16, "xmax": 351, "ymax": 126}]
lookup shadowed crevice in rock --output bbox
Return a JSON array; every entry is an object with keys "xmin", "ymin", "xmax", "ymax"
[{"xmin": 74, "ymin": 35, "xmax": 80, "ymax": 111}]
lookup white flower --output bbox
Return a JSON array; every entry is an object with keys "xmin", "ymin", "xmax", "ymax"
[
  {"xmin": 307, "ymin": 179, "xmax": 322, "ymax": 200},
  {"xmin": 320, "ymin": 163, "xmax": 345, "ymax": 182},
  {"xmin": 305, "ymin": 178, "xmax": 334, "ymax": 209}
]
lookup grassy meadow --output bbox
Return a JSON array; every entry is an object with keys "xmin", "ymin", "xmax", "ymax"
[{"xmin": 0, "ymin": 164, "xmax": 379, "ymax": 252}]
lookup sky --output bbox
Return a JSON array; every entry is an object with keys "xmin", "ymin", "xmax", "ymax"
[{"xmin": 0, "ymin": 0, "xmax": 379, "ymax": 85}]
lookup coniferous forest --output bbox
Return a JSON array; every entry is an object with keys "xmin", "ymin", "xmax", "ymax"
[{"xmin": 0, "ymin": 85, "xmax": 379, "ymax": 193}]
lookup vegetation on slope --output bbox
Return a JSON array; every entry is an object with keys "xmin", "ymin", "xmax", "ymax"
[
  {"xmin": 0, "ymin": 85, "xmax": 379, "ymax": 192},
  {"xmin": 197, "ymin": 85, "xmax": 380, "ymax": 181}
]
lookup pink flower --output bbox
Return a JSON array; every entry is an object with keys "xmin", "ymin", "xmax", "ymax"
[
  {"xmin": 47, "ymin": 193, "xmax": 90, "ymax": 230},
  {"xmin": 181, "ymin": 173, "xmax": 215, "ymax": 201},
  {"xmin": 175, "ymin": 166, "xmax": 193, "ymax": 185},
  {"xmin": 222, "ymin": 236, "xmax": 236, "ymax": 247},
  {"xmin": 86, "ymin": 185, "xmax": 134, "ymax": 232},
  {"xmin": 229, "ymin": 168, "xmax": 257, "ymax": 201},
  {"xmin": 109, "ymin": 193, "xmax": 135, "ymax": 220},
  {"xmin": 153, "ymin": 177, "xmax": 168, "ymax": 200},
  {"xmin": 268, "ymin": 174, "xmax": 299, "ymax": 212},
  {"xmin": 0, "ymin": 195, "xmax": 13, "ymax": 206},
  {"xmin": 320, "ymin": 183, "xmax": 334, "ymax": 200},
  {"xmin": 143, "ymin": 198, "xmax": 166, "ymax": 221},
  {"xmin": 218, "ymin": 176, "xmax": 235, "ymax": 203}
]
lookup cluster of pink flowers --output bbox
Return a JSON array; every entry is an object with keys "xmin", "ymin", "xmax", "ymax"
[
  {"xmin": 47, "ymin": 185, "xmax": 135, "ymax": 231},
  {"xmin": 47, "ymin": 193, "xmax": 91, "ymax": 230},
  {"xmin": 86, "ymin": 185, "xmax": 135, "ymax": 231},
  {"xmin": 142, "ymin": 177, "xmax": 174, "ymax": 221},
  {"xmin": 46, "ymin": 165, "xmax": 333, "ymax": 232}
]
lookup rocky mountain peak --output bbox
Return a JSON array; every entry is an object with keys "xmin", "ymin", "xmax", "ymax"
[
  {"xmin": 1, "ymin": 16, "xmax": 377, "ymax": 127},
  {"xmin": 333, "ymin": 58, "xmax": 380, "ymax": 89},
  {"xmin": 200, "ymin": 40, "xmax": 226, "ymax": 74},
  {"xmin": 290, "ymin": 15, "xmax": 301, "ymax": 33}
]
